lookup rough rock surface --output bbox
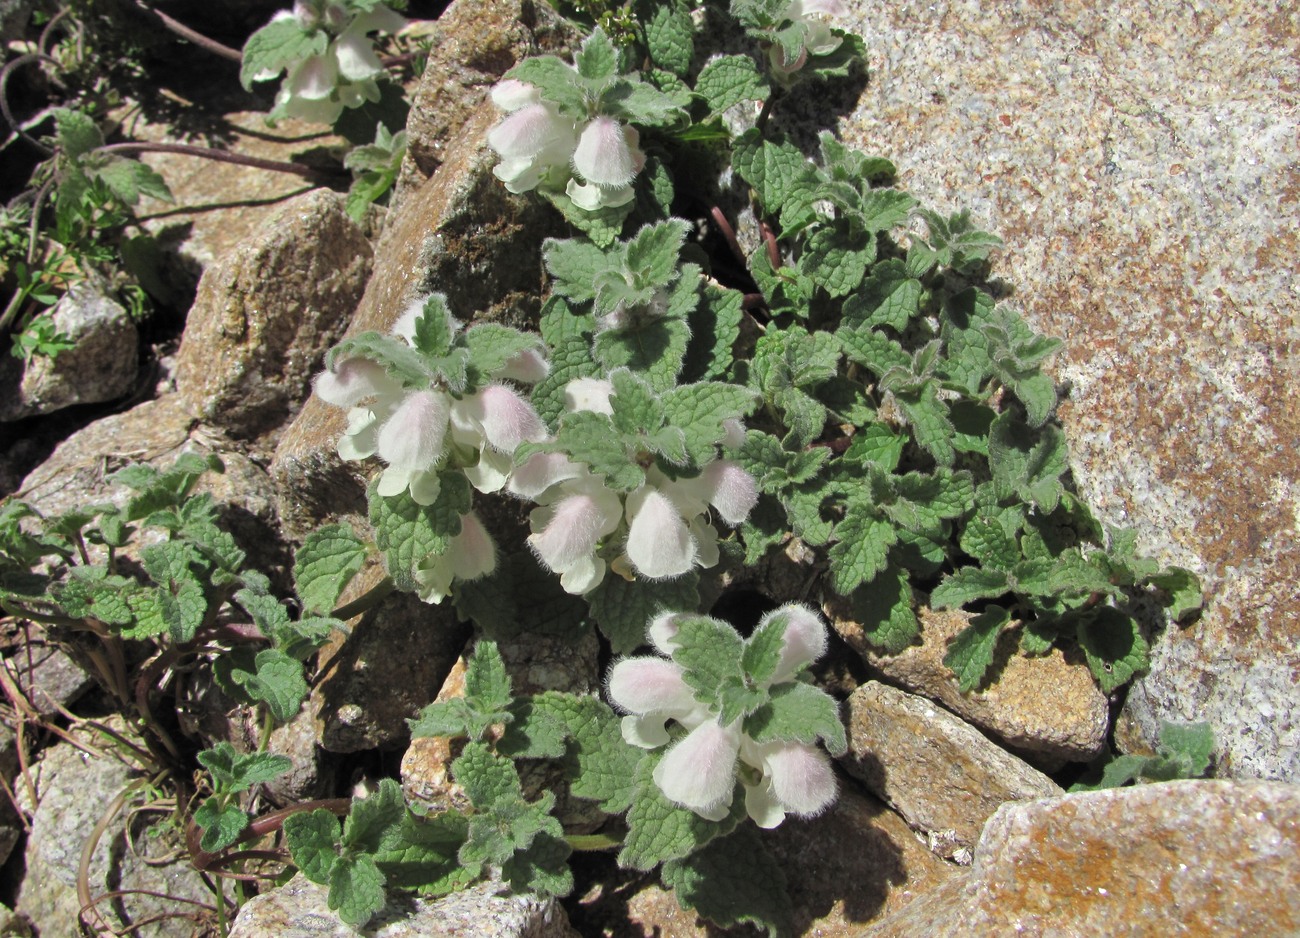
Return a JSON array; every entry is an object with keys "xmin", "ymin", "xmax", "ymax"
[
  {"xmin": 0, "ymin": 284, "xmax": 138, "ymax": 421},
  {"xmin": 830, "ymin": 604, "xmax": 1108, "ymax": 764},
  {"xmin": 174, "ymin": 188, "xmax": 372, "ymax": 439},
  {"xmin": 229, "ymin": 876, "xmax": 580, "ymax": 938},
  {"xmin": 863, "ymin": 780, "xmax": 1300, "ymax": 936},
  {"xmin": 272, "ymin": 104, "xmax": 563, "ymax": 539},
  {"xmin": 831, "ymin": 0, "xmax": 1299, "ymax": 781},
  {"xmin": 312, "ymin": 563, "xmax": 470, "ymax": 753},
  {"xmin": 572, "ymin": 788, "xmax": 955, "ymax": 936},
  {"xmin": 841, "ymin": 681, "xmax": 1062, "ymax": 858},
  {"xmin": 15, "ymin": 718, "xmax": 211, "ymax": 938},
  {"xmin": 3, "ymin": 625, "xmax": 94, "ymax": 717},
  {"xmin": 397, "ymin": 0, "xmax": 577, "ymax": 197}
]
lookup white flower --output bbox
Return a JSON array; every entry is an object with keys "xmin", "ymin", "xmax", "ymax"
[
  {"xmin": 314, "ymin": 357, "xmax": 399, "ymax": 409},
  {"xmin": 412, "ymin": 511, "xmax": 498, "ymax": 603},
  {"xmin": 566, "ymin": 119, "xmax": 644, "ymax": 210},
  {"xmin": 624, "ymin": 487, "xmax": 697, "ymax": 580},
  {"xmin": 563, "ymin": 377, "xmax": 615, "ymax": 415},
  {"xmin": 527, "ymin": 475, "xmax": 623, "ymax": 594},
  {"xmin": 653, "ymin": 719, "xmax": 742, "ymax": 821}
]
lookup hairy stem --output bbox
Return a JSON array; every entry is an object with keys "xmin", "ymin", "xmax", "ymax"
[
  {"xmin": 330, "ymin": 575, "xmax": 396, "ymax": 621},
  {"xmin": 96, "ymin": 142, "xmax": 346, "ymax": 180},
  {"xmin": 131, "ymin": 1, "xmax": 243, "ymax": 62}
]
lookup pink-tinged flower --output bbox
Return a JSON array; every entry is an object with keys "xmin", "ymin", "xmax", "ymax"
[
  {"xmin": 376, "ymin": 390, "xmax": 450, "ymax": 471},
  {"xmin": 721, "ymin": 417, "xmax": 747, "ymax": 450},
  {"xmin": 652, "ymin": 719, "xmax": 742, "ymax": 820},
  {"xmin": 647, "ymin": 611, "xmax": 683, "ymax": 655},
  {"xmin": 451, "ymin": 384, "xmax": 547, "ymax": 454},
  {"xmin": 563, "ymin": 377, "xmax": 615, "ymax": 415},
  {"xmin": 487, "ymin": 99, "xmax": 577, "ymax": 195},
  {"xmin": 763, "ymin": 603, "xmax": 829, "ymax": 684},
  {"xmin": 625, "ymin": 487, "xmax": 696, "ymax": 580},
  {"xmin": 748, "ymin": 741, "xmax": 837, "ymax": 827},
  {"xmin": 506, "ymin": 451, "xmax": 583, "ymax": 500},
  {"xmin": 449, "ymin": 512, "xmax": 497, "ymax": 582},
  {"xmin": 607, "ymin": 656, "xmax": 705, "ymax": 748},
  {"xmin": 567, "ymin": 120, "xmax": 645, "ymax": 211},
  {"xmin": 527, "ymin": 477, "xmax": 622, "ymax": 593},
  {"xmin": 496, "ymin": 346, "xmax": 550, "ymax": 384},
  {"xmin": 697, "ymin": 460, "xmax": 759, "ymax": 526},
  {"xmin": 314, "ymin": 358, "xmax": 397, "ymax": 408},
  {"xmin": 335, "ymin": 4, "xmax": 405, "ymax": 81}
]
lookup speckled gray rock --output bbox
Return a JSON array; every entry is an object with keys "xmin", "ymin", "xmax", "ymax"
[
  {"xmin": 3, "ymin": 626, "xmax": 93, "ymax": 717},
  {"xmin": 830, "ymin": 604, "xmax": 1108, "ymax": 764},
  {"xmin": 841, "ymin": 681, "xmax": 1062, "ymax": 859},
  {"xmin": 862, "ymin": 780, "xmax": 1300, "ymax": 936},
  {"xmin": 229, "ymin": 876, "xmax": 579, "ymax": 938},
  {"xmin": 15, "ymin": 718, "xmax": 211, "ymax": 938},
  {"xmin": 174, "ymin": 188, "xmax": 372, "ymax": 440},
  {"xmin": 831, "ymin": 0, "xmax": 1299, "ymax": 781},
  {"xmin": 0, "ymin": 283, "xmax": 138, "ymax": 421}
]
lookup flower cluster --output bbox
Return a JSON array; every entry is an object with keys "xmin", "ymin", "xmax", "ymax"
[
  {"xmin": 607, "ymin": 605, "xmax": 840, "ymax": 828},
  {"xmin": 520, "ymin": 377, "xmax": 759, "ymax": 594},
  {"xmin": 252, "ymin": 0, "xmax": 406, "ymax": 124},
  {"xmin": 487, "ymin": 80, "xmax": 646, "ymax": 211},
  {"xmin": 314, "ymin": 296, "xmax": 550, "ymax": 599}
]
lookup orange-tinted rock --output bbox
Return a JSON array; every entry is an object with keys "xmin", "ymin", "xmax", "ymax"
[{"xmin": 864, "ymin": 780, "xmax": 1300, "ymax": 936}]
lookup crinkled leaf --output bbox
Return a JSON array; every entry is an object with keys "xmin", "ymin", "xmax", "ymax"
[
  {"xmin": 644, "ymin": 4, "xmax": 694, "ymax": 75},
  {"xmin": 575, "ymin": 28, "xmax": 618, "ymax": 84},
  {"xmin": 368, "ymin": 476, "xmax": 470, "ymax": 592},
  {"xmin": 194, "ymin": 798, "xmax": 249, "ymax": 853},
  {"xmin": 283, "ymin": 809, "xmax": 342, "ymax": 884},
  {"xmin": 1153, "ymin": 720, "xmax": 1215, "ymax": 778},
  {"xmin": 373, "ymin": 810, "xmax": 470, "ymax": 891},
  {"xmin": 745, "ymin": 681, "xmax": 845, "ymax": 755},
  {"xmin": 501, "ymin": 831, "xmax": 573, "ymax": 897},
  {"xmin": 661, "ymin": 382, "xmax": 756, "ymax": 464},
  {"xmin": 1147, "ymin": 566, "xmax": 1203, "ymax": 622},
  {"xmin": 662, "ymin": 825, "xmax": 793, "ymax": 938},
  {"xmin": 847, "ymin": 565, "xmax": 919, "ymax": 654},
  {"xmin": 682, "ymin": 283, "xmax": 742, "ymax": 383},
  {"xmin": 594, "ymin": 318, "xmax": 690, "ymax": 391},
  {"xmin": 930, "ymin": 566, "xmax": 1010, "ymax": 609},
  {"xmin": 293, "ymin": 524, "xmax": 368, "ymax": 616},
  {"xmin": 672, "ymin": 615, "xmax": 746, "ymax": 713},
  {"xmin": 241, "ymin": 18, "xmax": 329, "ymax": 89},
  {"xmin": 695, "ymin": 54, "xmax": 769, "ymax": 114},
  {"xmin": 943, "ymin": 605, "xmax": 1012, "ymax": 693},
  {"xmin": 92, "ymin": 158, "xmax": 173, "ymax": 206},
  {"xmin": 53, "ymin": 108, "xmax": 102, "ymax": 158},
  {"xmin": 827, "ymin": 507, "xmax": 897, "ymax": 595},
  {"xmin": 328, "ymin": 331, "xmax": 431, "ymax": 388},
  {"xmin": 619, "ymin": 753, "xmax": 743, "ymax": 871},
  {"xmin": 1076, "ymin": 606, "xmax": 1149, "ymax": 692},
  {"xmin": 343, "ymin": 778, "xmax": 406, "ymax": 854},
  {"xmin": 543, "ymin": 238, "xmax": 617, "ymax": 304},
  {"xmin": 989, "ymin": 412, "xmax": 1068, "ymax": 513},
  {"xmin": 453, "ymin": 741, "xmax": 523, "ymax": 810},
  {"xmin": 799, "ymin": 221, "xmax": 872, "ymax": 297},
  {"xmin": 506, "ymin": 56, "xmax": 586, "ymax": 115},
  {"xmin": 453, "ymin": 551, "xmax": 588, "ymax": 642},
  {"xmin": 329, "ymin": 853, "xmax": 386, "ymax": 929},
  {"xmin": 731, "ymin": 129, "xmax": 811, "ymax": 214}
]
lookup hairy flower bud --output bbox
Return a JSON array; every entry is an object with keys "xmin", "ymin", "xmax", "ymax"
[
  {"xmin": 314, "ymin": 358, "xmax": 396, "ymax": 408},
  {"xmin": 377, "ymin": 390, "xmax": 450, "ymax": 471},
  {"xmin": 625, "ymin": 488, "xmax": 696, "ymax": 579},
  {"xmin": 764, "ymin": 604, "xmax": 829, "ymax": 684},
  {"xmin": 698, "ymin": 460, "xmax": 759, "ymax": 526},
  {"xmin": 653, "ymin": 719, "xmax": 741, "ymax": 819}
]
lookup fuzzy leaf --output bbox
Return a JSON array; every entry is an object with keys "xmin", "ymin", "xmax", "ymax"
[
  {"xmin": 661, "ymin": 382, "xmax": 756, "ymax": 464},
  {"xmin": 847, "ymin": 566, "xmax": 919, "ymax": 654},
  {"xmin": 240, "ymin": 18, "xmax": 329, "ymax": 89},
  {"xmin": 368, "ymin": 476, "xmax": 471, "ymax": 592},
  {"xmin": 344, "ymin": 779, "xmax": 406, "ymax": 854},
  {"xmin": 1153, "ymin": 720, "xmax": 1215, "ymax": 778},
  {"xmin": 672, "ymin": 615, "xmax": 746, "ymax": 710},
  {"xmin": 1076, "ymin": 606, "xmax": 1149, "ymax": 692},
  {"xmin": 507, "ymin": 56, "xmax": 586, "ymax": 115},
  {"xmin": 989, "ymin": 412, "xmax": 1068, "ymax": 513},
  {"xmin": 93, "ymin": 158, "xmax": 173, "ymax": 206},
  {"xmin": 227, "ymin": 648, "xmax": 309, "ymax": 722},
  {"xmin": 194, "ymin": 798, "xmax": 249, "ymax": 853},
  {"xmin": 1147, "ymin": 567, "xmax": 1203, "ymax": 621},
  {"xmin": 328, "ymin": 331, "xmax": 431, "ymax": 387},
  {"xmin": 454, "ymin": 741, "xmax": 523, "ymax": 810},
  {"xmin": 943, "ymin": 605, "xmax": 1012, "ymax": 693},
  {"xmin": 731, "ymin": 129, "xmax": 811, "ymax": 214},
  {"xmin": 828, "ymin": 508, "xmax": 897, "ymax": 595},
  {"xmin": 284, "ymin": 809, "xmax": 342, "ymax": 884},
  {"xmin": 745, "ymin": 681, "xmax": 846, "ymax": 755},
  {"xmin": 594, "ymin": 318, "xmax": 690, "ymax": 391},
  {"xmin": 330, "ymin": 854, "xmax": 386, "ymax": 929},
  {"xmin": 453, "ymin": 551, "xmax": 588, "ymax": 642},
  {"xmin": 543, "ymin": 238, "xmax": 617, "ymax": 304},
  {"xmin": 373, "ymin": 811, "xmax": 470, "ymax": 891},
  {"xmin": 53, "ymin": 108, "xmax": 103, "ymax": 158},
  {"xmin": 603, "ymin": 79, "xmax": 689, "ymax": 127},
  {"xmin": 695, "ymin": 54, "xmax": 769, "ymax": 113},
  {"xmin": 549, "ymin": 693, "xmax": 641, "ymax": 812},
  {"xmin": 501, "ymin": 832, "xmax": 574, "ymax": 897},
  {"xmin": 293, "ymin": 524, "xmax": 368, "ymax": 616},
  {"xmin": 800, "ymin": 221, "xmax": 872, "ymax": 297},
  {"xmin": 645, "ymin": 4, "xmax": 694, "ymax": 76},
  {"xmin": 575, "ymin": 28, "xmax": 619, "ymax": 84},
  {"xmin": 841, "ymin": 260, "xmax": 923, "ymax": 331},
  {"xmin": 683, "ymin": 284, "xmax": 742, "ymax": 382},
  {"xmin": 930, "ymin": 566, "xmax": 1010, "ymax": 609},
  {"xmin": 662, "ymin": 825, "xmax": 794, "ymax": 938}
]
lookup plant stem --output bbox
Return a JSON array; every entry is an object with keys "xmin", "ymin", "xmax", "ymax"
[
  {"xmin": 330, "ymin": 575, "xmax": 396, "ymax": 621},
  {"xmin": 131, "ymin": 1, "xmax": 243, "ymax": 62},
  {"xmin": 96, "ymin": 142, "xmax": 346, "ymax": 181},
  {"xmin": 566, "ymin": 832, "xmax": 623, "ymax": 851},
  {"xmin": 0, "ymin": 53, "xmax": 58, "ymax": 155}
]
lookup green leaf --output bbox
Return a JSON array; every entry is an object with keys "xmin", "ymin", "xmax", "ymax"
[
  {"xmin": 92, "ymin": 158, "xmax": 173, "ymax": 206},
  {"xmin": 329, "ymin": 853, "xmax": 386, "ymax": 928},
  {"xmin": 328, "ymin": 331, "xmax": 431, "ymax": 388},
  {"xmin": 682, "ymin": 284, "xmax": 742, "ymax": 383},
  {"xmin": 742, "ymin": 614, "xmax": 788, "ymax": 686},
  {"xmin": 745, "ymin": 681, "xmax": 846, "ymax": 755},
  {"xmin": 662, "ymin": 825, "xmax": 794, "ymax": 938},
  {"xmin": 895, "ymin": 382, "xmax": 956, "ymax": 467},
  {"xmin": 228, "ymin": 648, "xmax": 310, "ymax": 722},
  {"xmin": 619, "ymin": 753, "xmax": 743, "ymax": 871},
  {"xmin": 672, "ymin": 614, "xmax": 746, "ymax": 711},
  {"xmin": 1069, "ymin": 753, "xmax": 1151, "ymax": 792},
  {"xmin": 343, "ymin": 778, "xmax": 406, "ymax": 854},
  {"xmin": 929, "ymin": 566, "xmax": 1010, "ymax": 609},
  {"xmin": 799, "ymin": 222, "xmax": 872, "ymax": 297},
  {"xmin": 368, "ymin": 475, "xmax": 471, "ymax": 592},
  {"xmin": 587, "ymin": 573, "xmax": 700, "ymax": 654},
  {"xmin": 283, "ymin": 809, "xmax": 342, "ymax": 884},
  {"xmin": 194, "ymin": 798, "xmax": 249, "ymax": 853},
  {"xmin": 409, "ymin": 294, "xmax": 456, "ymax": 358},
  {"xmin": 198, "ymin": 743, "xmax": 293, "ymax": 792},
  {"xmin": 453, "ymin": 741, "xmax": 523, "ymax": 811},
  {"xmin": 507, "ymin": 55, "xmax": 586, "ymax": 116},
  {"xmin": 373, "ymin": 810, "xmax": 471, "ymax": 891},
  {"xmin": 841, "ymin": 260, "xmax": 923, "ymax": 332},
  {"xmin": 959, "ymin": 512, "xmax": 1022, "ymax": 570},
  {"xmin": 543, "ymin": 238, "xmax": 617, "ymax": 304},
  {"xmin": 543, "ymin": 189, "xmax": 631, "ymax": 247},
  {"xmin": 1147, "ymin": 566, "xmax": 1203, "ymax": 621},
  {"xmin": 293, "ymin": 524, "xmax": 368, "ymax": 616},
  {"xmin": 847, "ymin": 566, "xmax": 919, "ymax": 654},
  {"xmin": 645, "ymin": 4, "xmax": 694, "ymax": 76},
  {"xmin": 989, "ymin": 412, "xmax": 1068, "ymax": 513},
  {"xmin": 497, "ymin": 693, "xmax": 569, "ymax": 759},
  {"xmin": 575, "ymin": 28, "xmax": 618, "ymax": 84},
  {"xmin": 53, "ymin": 108, "xmax": 103, "ymax": 158},
  {"xmin": 836, "ymin": 325, "xmax": 911, "ymax": 377},
  {"xmin": 602, "ymin": 79, "xmax": 689, "ymax": 127},
  {"xmin": 501, "ymin": 832, "xmax": 573, "ymax": 897},
  {"xmin": 453, "ymin": 551, "xmax": 588, "ymax": 641},
  {"xmin": 1152, "ymin": 720, "xmax": 1215, "ymax": 778},
  {"xmin": 695, "ymin": 54, "xmax": 769, "ymax": 114},
  {"xmin": 240, "ymin": 18, "xmax": 328, "ymax": 89},
  {"xmin": 943, "ymin": 605, "xmax": 1012, "ymax": 693},
  {"xmin": 594, "ymin": 318, "xmax": 690, "ymax": 391},
  {"xmin": 661, "ymin": 382, "xmax": 756, "ymax": 464},
  {"xmin": 464, "ymin": 639, "xmax": 513, "ymax": 719},
  {"xmin": 626, "ymin": 219, "xmax": 691, "ymax": 287},
  {"xmin": 1076, "ymin": 606, "xmax": 1149, "ymax": 692},
  {"xmin": 827, "ymin": 508, "xmax": 897, "ymax": 595},
  {"xmin": 731, "ymin": 129, "xmax": 812, "ymax": 214}
]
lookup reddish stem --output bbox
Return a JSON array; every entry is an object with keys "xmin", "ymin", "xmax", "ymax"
[{"xmin": 96, "ymin": 142, "xmax": 345, "ymax": 180}]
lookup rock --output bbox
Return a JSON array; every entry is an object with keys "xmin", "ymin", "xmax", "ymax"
[
  {"xmin": 272, "ymin": 103, "xmax": 563, "ymax": 539},
  {"xmin": 832, "ymin": 0, "xmax": 1299, "ymax": 781},
  {"xmin": 841, "ymin": 681, "xmax": 1062, "ymax": 859},
  {"xmin": 312, "ymin": 563, "xmax": 470, "ymax": 753},
  {"xmin": 174, "ymin": 188, "xmax": 372, "ymax": 440},
  {"xmin": 229, "ymin": 875, "xmax": 580, "ymax": 938},
  {"xmin": 15, "ymin": 717, "xmax": 211, "ymax": 938},
  {"xmin": 0, "ymin": 718, "xmax": 20, "ymax": 869},
  {"xmin": 2, "ymin": 625, "xmax": 94, "ymax": 717},
  {"xmin": 862, "ymin": 780, "xmax": 1300, "ymax": 936},
  {"xmin": 15, "ymin": 395, "xmax": 289, "ymax": 576},
  {"xmin": 397, "ymin": 0, "xmax": 577, "ymax": 197},
  {"xmin": 0, "ymin": 283, "xmax": 139, "ymax": 422},
  {"xmin": 830, "ymin": 604, "xmax": 1108, "ymax": 764},
  {"xmin": 571, "ymin": 788, "xmax": 955, "ymax": 936}
]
